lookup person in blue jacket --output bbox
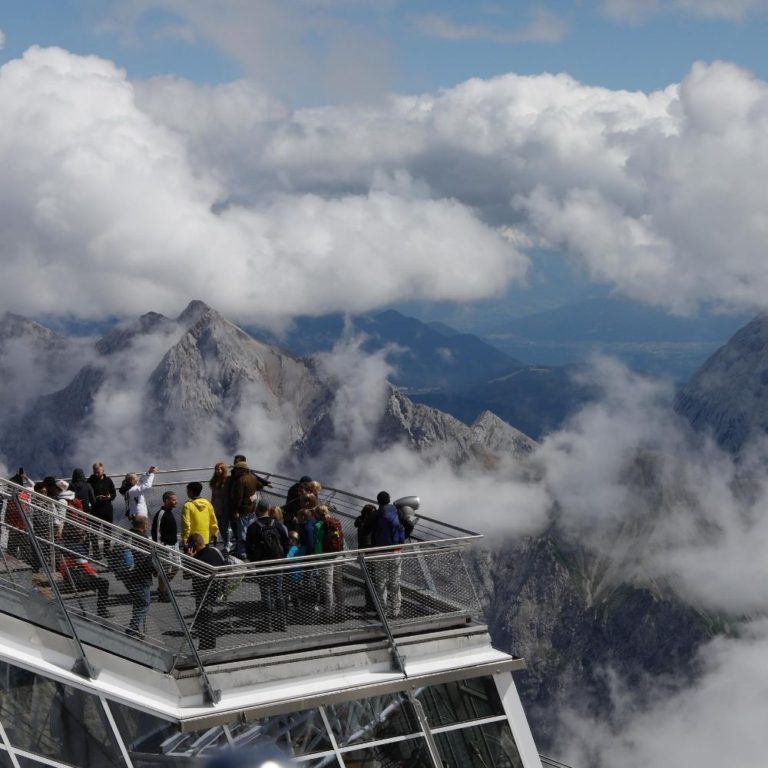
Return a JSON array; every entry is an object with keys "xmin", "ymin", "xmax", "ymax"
[{"xmin": 370, "ymin": 491, "xmax": 405, "ymax": 618}]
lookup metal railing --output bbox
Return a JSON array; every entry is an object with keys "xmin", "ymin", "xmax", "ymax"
[{"xmin": 0, "ymin": 472, "xmax": 482, "ymax": 702}]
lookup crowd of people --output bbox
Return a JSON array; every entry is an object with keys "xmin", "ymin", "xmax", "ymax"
[{"xmin": 2, "ymin": 456, "xmax": 418, "ymax": 648}]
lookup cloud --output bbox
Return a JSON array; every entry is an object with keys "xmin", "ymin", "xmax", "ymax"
[
  {"xmin": 601, "ymin": 0, "xmax": 768, "ymax": 22},
  {"xmin": 4, "ymin": 46, "xmax": 768, "ymax": 322},
  {"xmin": 139, "ymin": 59, "xmax": 768, "ymax": 314},
  {"xmin": 558, "ymin": 620, "xmax": 768, "ymax": 768},
  {"xmin": 414, "ymin": 9, "xmax": 569, "ymax": 44},
  {"xmin": 103, "ymin": 0, "xmax": 396, "ymax": 103},
  {"xmin": 535, "ymin": 355, "xmax": 768, "ymax": 614},
  {"xmin": 0, "ymin": 46, "xmax": 526, "ymax": 324},
  {"xmin": 302, "ymin": 334, "xmax": 550, "ymax": 536}
]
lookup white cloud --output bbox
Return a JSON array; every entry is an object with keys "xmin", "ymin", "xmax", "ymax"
[
  {"xmin": 414, "ymin": 9, "xmax": 569, "ymax": 44},
  {"xmin": 535, "ymin": 355, "xmax": 768, "ymax": 614},
  {"xmin": 0, "ymin": 46, "xmax": 527, "ymax": 324},
  {"xmin": 601, "ymin": 0, "xmax": 768, "ymax": 22},
  {"xmin": 3, "ymin": 45, "xmax": 768, "ymax": 322},
  {"xmin": 303, "ymin": 335, "xmax": 550, "ymax": 536},
  {"xmin": 558, "ymin": 620, "xmax": 768, "ymax": 768}
]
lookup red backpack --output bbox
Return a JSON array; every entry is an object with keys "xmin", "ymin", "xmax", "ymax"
[{"xmin": 323, "ymin": 516, "xmax": 345, "ymax": 553}]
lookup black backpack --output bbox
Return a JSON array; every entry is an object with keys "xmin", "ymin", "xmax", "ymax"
[{"xmin": 247, "ymin": 518, "xmax": 285, "ymax": 562}]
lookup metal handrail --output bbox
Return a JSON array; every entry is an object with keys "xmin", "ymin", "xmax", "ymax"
[{"xmin": 103, "ymin": 466, "xmax": 481, "ymax": 539}]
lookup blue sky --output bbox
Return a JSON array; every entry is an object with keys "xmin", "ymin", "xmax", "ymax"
[{"xmin": 2, "ymin": 1, "xmax": 768, "ymax": 101}]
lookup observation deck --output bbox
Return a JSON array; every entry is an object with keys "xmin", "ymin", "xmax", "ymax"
[{"xmin": 0, "ymin": 470, "xmax": 541, "ymax": 768}]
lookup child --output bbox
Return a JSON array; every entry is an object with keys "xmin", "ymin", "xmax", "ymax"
[{"xmin": 286, "ymin": 530, "xmax": 305, "ymax": 608}]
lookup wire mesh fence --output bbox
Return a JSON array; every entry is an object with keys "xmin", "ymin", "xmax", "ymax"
[{"xmin": 0, "ymin": 473, "xmax": 482, "ymax": 676}]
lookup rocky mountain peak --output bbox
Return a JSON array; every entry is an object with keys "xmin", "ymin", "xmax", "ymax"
[
  {"xmin": 0, "ymin": 312, "xmax": 61, "ymax": 346},
  {"xmin": 176, "ymin": 299, "xmax": 214, "ymax": 327},
  {"xmin": 471, "ymin": 410, "xmax": 538, "ymax": 458},
  {"xmin": 675, "ymin": 311, "xmax": 768, "ymax": 453},
  {"xmin": 95, "ymin": 310, "xmax": 174, "ymax": 355}
]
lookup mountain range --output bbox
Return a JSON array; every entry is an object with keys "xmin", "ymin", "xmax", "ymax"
[
  {"xmin": 0, "ymin": 301, "xmax": 537, "ymax": 478},
  {"xmin": 249, "ymin": 308, "xmax": 594, "ymax": 440},
  {"xmin": 247, "ymin": 309, "xmax": 524, "ymax": 392}
]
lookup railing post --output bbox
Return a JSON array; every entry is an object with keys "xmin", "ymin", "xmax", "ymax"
[
  {"xmin": 357, "ymin": 551, "xmax": 407, "ymax": 676},
  {"xmin": 153, "ymin": 550, "xmax": 220, "ymax": 704},
  {"xmin": 14, "ymin": 490, "xmax": 97, "ymax": 680}
]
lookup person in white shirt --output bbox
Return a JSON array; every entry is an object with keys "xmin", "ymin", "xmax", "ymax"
[{"xmin": 121, "ymin": 466, "xmax": 156, "ymax": 520}]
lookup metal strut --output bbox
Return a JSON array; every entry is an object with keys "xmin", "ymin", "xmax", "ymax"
[{"xmin": 358, "ymin": 551, "xmax": 408, "ymax": 676}]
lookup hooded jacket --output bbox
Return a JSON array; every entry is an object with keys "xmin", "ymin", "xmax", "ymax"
[
  {"xmin": 181, "ymin": 497, "xmax": 219, "ymax": 545},
  {"xmin": 70, "ymin": 468, "xmax": 96, "ymax": 515}
]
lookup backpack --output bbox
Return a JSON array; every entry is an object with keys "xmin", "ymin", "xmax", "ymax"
[
  {"xmin": 323, "ymin": 516, "xmax": 345, "ymax": 553},
  {"xmin": 391, "ymin": 514, "xmax": 406, "ymax": 546},
  {"xmin": 107, "ymin": 544, "xmax": 134, "ymax": 581},
  {"xmin": 248, "ymin": 518, "xmax": 285, "ymax": 562}
]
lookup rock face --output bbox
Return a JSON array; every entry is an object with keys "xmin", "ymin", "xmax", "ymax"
[
  {"xmin": 475, "ymin": 536, "xmax": 714, "ymax": 748},
  {"xmin": 145, "ymin": 306, "xmax": 328, "ymax": 453},
  {"xmin": 675, "ymin": 312, "xmax": 768, "ymax": 453}
]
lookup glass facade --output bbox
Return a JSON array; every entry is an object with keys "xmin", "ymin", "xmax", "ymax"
[
  {"xmin": 325, "ymin": 692, "xmax": 421, "ymax": 746},
  {"xmin": 434, "ymin": 720, "xmax": 523, "ymax": 768},
  {"xmin": 340, "ymin": 737, "xmax": 433, "ymax": 766},
  {"xmin": 0, "ymin": 665, "xmax": 528, "ymax": 768},
  {"xmin": 420, "ymin": 676, "xmax": 506, "ymax": 727},
  {"xmin": 0, "ymin": 661, "xmax": 125, "ymax": 768}
]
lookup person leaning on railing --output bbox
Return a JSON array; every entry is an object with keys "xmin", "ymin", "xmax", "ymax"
[
  {"xmin": 185, "ymin": 533, "xmax": 225, "ymax": 650},
  {"xmin": 125, "ymin": 515, "xmax": 155, "ymax": 639}
]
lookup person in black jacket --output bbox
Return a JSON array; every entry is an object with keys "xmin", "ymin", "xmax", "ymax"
[
  {"xmin": 284, "ymin": 475, "xmax": 312, "ymax": 532},
  {"xmin": 70, "ymin": 468, "xmax": 96, "ymax": 516},
  {"xmin": 246, "ymin": 500, "xmax": 289, "ymax": 631},
  {"xmin": 151, "ymin": 491, "xmax": 179, "ymax": 602},
  {"xmin": 186, "ymin": 533, "xmax": 225, "ymax": 650},
  {"xmin": 87, "ymin": 462, "xmax": 116, "ymax": 559},
  {"xmin": 126, "ymin": 516, "xmax": 155, "ymax": 639}
]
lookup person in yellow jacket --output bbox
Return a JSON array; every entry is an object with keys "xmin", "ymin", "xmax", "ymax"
[{"xmin": 181, "ymin": 481, "xmax": 219, "ymax": 546}]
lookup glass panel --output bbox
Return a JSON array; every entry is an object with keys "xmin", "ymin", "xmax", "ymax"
[
  {"xmin": 0, "ymin": 751, "xmax": 13, "ymax": 768},
  {"xmin": 296, "ymin": 756, "xmax": 342, "ymax": 767},
  {"xmin": 0, "ymin": 661, "xmax": 125, "ymax": 768},
  {"xmin": 418, "ymin": 676, "xmax": 504, "ymax": 727},
  {"xmin": 340, "ymin": 737, "xmax": 432, "ymax": 767},
  {"xmin": 435, "ymin": 720, "xmax": 523, "ymax": 768},
  {"xmin": 325, "ymin": 693, "xmax": 421, "ymax": 747},
  {"xmin": 231, "ymin": 710, "xmax": 333, "ymax": 757},
  {"xmin": 109, "ymin": 700, "xmax": 332, "ymax": 762},
  {"xmin": 17, "ymin": 759, "xmax": 75, "ymax": 768}
]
